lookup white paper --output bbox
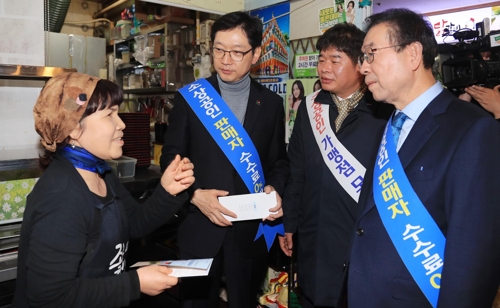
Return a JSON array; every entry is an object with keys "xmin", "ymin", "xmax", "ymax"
[
  {"xmin": 219, "ymin": 191, "xmax": 277, "ymax": 222},
  {"xmin": 131, "ymin": 258, "xmax": 213, "ymax": 278}
]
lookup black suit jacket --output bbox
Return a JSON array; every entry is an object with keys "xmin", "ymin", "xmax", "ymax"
[
  {"xmin": 160, "ymin": 74, "xmax": 289, "ymax": 258},
  {"xmin": 283, "ymin": 89, "xmax": 392, "ymax": 305},
  {"xmin": 347, "ymin": 89, "xmax": 500, "ymax": 308}
]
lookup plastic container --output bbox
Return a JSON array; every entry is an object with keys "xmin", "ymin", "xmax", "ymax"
[
  {"xmin": 121, "ymin": 51, "xmax": 130, "ymax": 63},
  {"xmin": 106, "ymin": 156, "xmax": 137, "ymax": 178},
  {"xmin": 117, "ymin": 20, "xmax": 132, "ymax": 39}
]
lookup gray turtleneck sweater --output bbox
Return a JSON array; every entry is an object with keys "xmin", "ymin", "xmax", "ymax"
[{"xmin": 217, "ymin": 73, "xmax": 250, "ymax": 125}]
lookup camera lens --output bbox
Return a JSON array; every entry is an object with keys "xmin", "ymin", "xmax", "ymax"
[{"xmin": 456, "ymin": 66, "xmax": 472, "ymax": 79}]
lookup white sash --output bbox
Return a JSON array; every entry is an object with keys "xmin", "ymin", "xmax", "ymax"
[{"xmin": 305, "ymin": 91, "xmax": 366, "ymax": 202}]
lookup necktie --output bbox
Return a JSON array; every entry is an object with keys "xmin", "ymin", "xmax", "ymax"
[{"xmin": 392, "ymin": 112, "xmax": 408, "ymax": 146}]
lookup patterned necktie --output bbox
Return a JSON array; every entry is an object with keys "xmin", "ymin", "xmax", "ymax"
[
  {"xmin": 392, "ymin": 112, "xmax": 408, "ymax": 146},
  {"xmin": 332, "ymin": 84, "xmax": 367, "ymax": 132}
]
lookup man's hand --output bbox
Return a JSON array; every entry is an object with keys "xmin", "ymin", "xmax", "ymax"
[
  {"xmin": 263, "ymin": 185, "xmax": 283, "ymax": 221},
  {"xmin": 279, "ymin": 232, "xmax": 293, "ymax": 257},
  {"xmin": 191, "ymin": 189, "xmax": 236, "ymax": 226},
  {"xmin": 465, "ymin": 84, "xmax": 500, "ymax": 119},
  {"xmin": 161, "ymin": 155, "xmax": 195, "ymax": 196}
]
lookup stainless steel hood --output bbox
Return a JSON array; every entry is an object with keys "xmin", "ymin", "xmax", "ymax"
[{"xmin": 0, "ymin": 64, "xmax": 76, "ymax": 80}]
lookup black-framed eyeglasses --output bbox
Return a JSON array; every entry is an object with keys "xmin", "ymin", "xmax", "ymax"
[
  {"xmin": 358, "ymin": 44, "xmax": 406, "ymax": 65},
  {"xmin": 212, "ymin": 47, "xmax": 253, "ymax": 62}
]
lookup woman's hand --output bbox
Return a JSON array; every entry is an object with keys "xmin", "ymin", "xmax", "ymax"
[
  {"xmin": 136, "ymin": 265, "xmax": 178, "ymax": 296},
  {"xmin": 161, "ymin": 155, "xmax": 195, "ymax": 195}
]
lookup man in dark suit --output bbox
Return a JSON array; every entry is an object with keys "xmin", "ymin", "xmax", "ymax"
[
  {"xmin": 279, "ymin": 23, "xmax": 392, "ymax": 308},
  {"xmin": 160, "ymin": 11, "xmax": 289, "ymax": 308},
  {"xmin": 346, "ymin": 8, "xmax": 500, "ymax": 307}
]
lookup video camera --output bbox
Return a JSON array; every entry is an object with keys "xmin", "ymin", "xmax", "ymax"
[{"xmin": 439, "ymin": 19, "xmax": 500, "ymax": 89}]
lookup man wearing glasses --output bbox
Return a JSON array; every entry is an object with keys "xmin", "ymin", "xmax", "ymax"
[
  {"xmin": 279, "ymin": 23, "xmax": 392, "ymax": 308},
  {"xmin": 160, "ymin": 11, "xmax": 289, "ymax": 308},
  {"xmin": 345, "ymin": 8, "xmax": 500, "ymax": 308}
]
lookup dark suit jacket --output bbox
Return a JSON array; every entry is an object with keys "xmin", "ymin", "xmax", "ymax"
[
  {"xmin": 160, "ymin": 74, "xmax": 289, "ymax": 258},
  {"xmin": 282, "ymin": 89, "xmax": 392, "ymax": 305},
  {"xmin": 347, "ymin": 89, "xmax": 500, "ymax": 307}
]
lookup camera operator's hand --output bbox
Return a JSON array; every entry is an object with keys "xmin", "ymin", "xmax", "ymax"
[
  {"xmin": 465, "ymin": 84, "xmax": 500, "ymax": 119},
  {"xmin": 458, "ymin": 92, "xmax": 472, "ymax": 102}
]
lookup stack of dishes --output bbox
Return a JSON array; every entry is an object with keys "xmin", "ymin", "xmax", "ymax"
[{"xmin": 119, "ymin": 113, "xmax": 151, "ymax": 168}]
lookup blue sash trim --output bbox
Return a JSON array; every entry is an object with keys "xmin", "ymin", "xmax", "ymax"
[
  {"xmin": 373, "ymin": 117, "xmax": 445, "ymax": 307},
  {"xmin": 179, "ymin": 78, "xmax": 283, "ymax": 250}
]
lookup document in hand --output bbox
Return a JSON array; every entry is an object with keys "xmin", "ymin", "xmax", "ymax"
[
  {"xmin": 219, "ymin": 191, "xmax": 277, "ymax": 222},
  {"xmin": 131, "ymin": 258, "xmax": 213, "ymax": 278}
]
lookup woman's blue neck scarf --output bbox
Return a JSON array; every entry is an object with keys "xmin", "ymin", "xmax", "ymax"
[{"xmin": 58, "ymin": 145, "xmax": 111, "ymax": 175}]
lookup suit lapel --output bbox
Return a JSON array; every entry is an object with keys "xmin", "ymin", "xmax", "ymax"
[
  {"xmin": 243, "ymin": 79, "xmax": 263, "ymax": 135},
  {"xmin": 359, "ymin": 90, "xmax": 452, "ymax": 218},
  {"xmin": 397, "ymin": 90, "xmax": 452, "ymax": 168},
  {"xmin": 397, "ymin": 108, "xmax": 439, "ymax": 168}
]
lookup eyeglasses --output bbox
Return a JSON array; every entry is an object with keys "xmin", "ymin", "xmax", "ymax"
[
  {"xmin": 212, "ymin": 47, "xmax": 253, "ymax": 62},
  {"xmin": 358, "ymin": 44, "xmax": 406, "ymax": 65}
]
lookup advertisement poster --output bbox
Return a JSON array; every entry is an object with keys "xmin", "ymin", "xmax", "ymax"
[
  {"xmin": 428, "ymin": 6, "xmax": 500, "ymax": 44},
  {"xmin": 319, "ymin": 6, "xmax": 345, "ymax": 33},
  {"xmin": 290, "ymin": 0, "xmax": 372, "ymax": 40},
  {"xmin": 250, "ymin": 2, "xmax": 290, "ymax": 112},
  {"xmin": 286, "ymin": 78, "xmax": 321, "ymax": 142},
  {"xmin": 294, "ymin": 52, "xmax": 319, "ymax": 78}
]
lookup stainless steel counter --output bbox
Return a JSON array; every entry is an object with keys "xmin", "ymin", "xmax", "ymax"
[{"xmin": 0, "ymin": 64, "xmax": 76, "ymax": 80}]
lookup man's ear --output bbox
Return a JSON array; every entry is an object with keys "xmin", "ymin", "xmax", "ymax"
[
  {"xmin": 252, "ymin": 46, "xmax": 262, "ymax": 65},
  {"xmin": 407, "ymin": 42, "xmax": 423, "ymax": 71},
  {"xmin": 69, "ymin": 122, "xmax": 83, "ymax": 140}
]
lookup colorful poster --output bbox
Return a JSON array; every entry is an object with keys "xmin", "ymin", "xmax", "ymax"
[
  {"xmin": 427, "ymin": 7, "xmax": 493, "ymax": 44},
  {"xmin": 285, "ymin": 78, "xmax": 321, "ymax": 142},
  {"xmin": 352, "ymin": 0, "xmax": 373, "ymax": 27},
  {"xmin": 492, "ymin": 6, "xmax": 500, "ymax": 30},
  {"xmin": 250, "ymin": 2, "xmax": 290, "ymax": 116},
  {"xmin": 294, "ymin": 53, "xmax": 319, "ymax": 78},
  {"xmin": 319, "ymin": 6, "xmax": 345, "ymax": 33},
  {"xmin": 290, "ymin": 0, "xmax": 372, "ymax": 40}
]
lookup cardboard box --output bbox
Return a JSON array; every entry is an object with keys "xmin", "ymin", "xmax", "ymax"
[
  {"xmin": 148, "ymin": 35, "xmax": 163, "ymax": 58},
  {"xmin": 134, "ymin": 1, "xmax": 191, "ymax": 26}
]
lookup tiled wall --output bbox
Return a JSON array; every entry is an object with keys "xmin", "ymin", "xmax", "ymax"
[{"xmin": 0, "ymin": 0, "xmax": 45, "ymax": 156}]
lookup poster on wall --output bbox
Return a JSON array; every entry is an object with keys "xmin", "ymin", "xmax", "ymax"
[
  {"xmin": 427, "ymin": 7, "xmax": 497, "ymax": 44},
  {"xmin": 285, "ymin": 78, "xmax": 321, "ymax": 142},
  {"xmin": 290, "ymin": 0, "xmax": 372, "ymax": 40},
  {"xmin": 250, "ymin": 2, "xmax": 290, "ymax": 111},
  {"xmin": 294, "ymin": 52, "xmax": 319, "ymax": 78}
]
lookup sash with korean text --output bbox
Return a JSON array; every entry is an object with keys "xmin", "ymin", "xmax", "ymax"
[
  {"xmin": 179, "ymin": 78, "xmax": 283, "ymax": 250},
  {"xmin": 305, "ymin": 91, "xmax": 366, "ymax": 202},
  {"xmin": 373, "ymin": 117, "xmax": 445, "ymax": 307}
]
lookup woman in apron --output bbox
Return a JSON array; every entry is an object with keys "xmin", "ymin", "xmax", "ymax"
[{"xmin": 13, "ymin": 72, "xmax": 194, "ymax": 307}]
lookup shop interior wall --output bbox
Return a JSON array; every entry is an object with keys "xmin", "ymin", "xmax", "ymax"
[
  {"xmin": 60, "ymin": 0, "xmax": 102, "ymax": 37},
  {"xmin": 0, "ymin": 0, "xmax": 494, "ymax": 157},
  {"xmin": 373, "ymin": 0, "xmax": 496, "ymax": 14},
  {"xmin": 0, "ymin": 0, "xmax": 125, "ymax": 158},
  {"xmin": 0, "ymin": 0, "xmax": 45, "ymax": 157}
]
